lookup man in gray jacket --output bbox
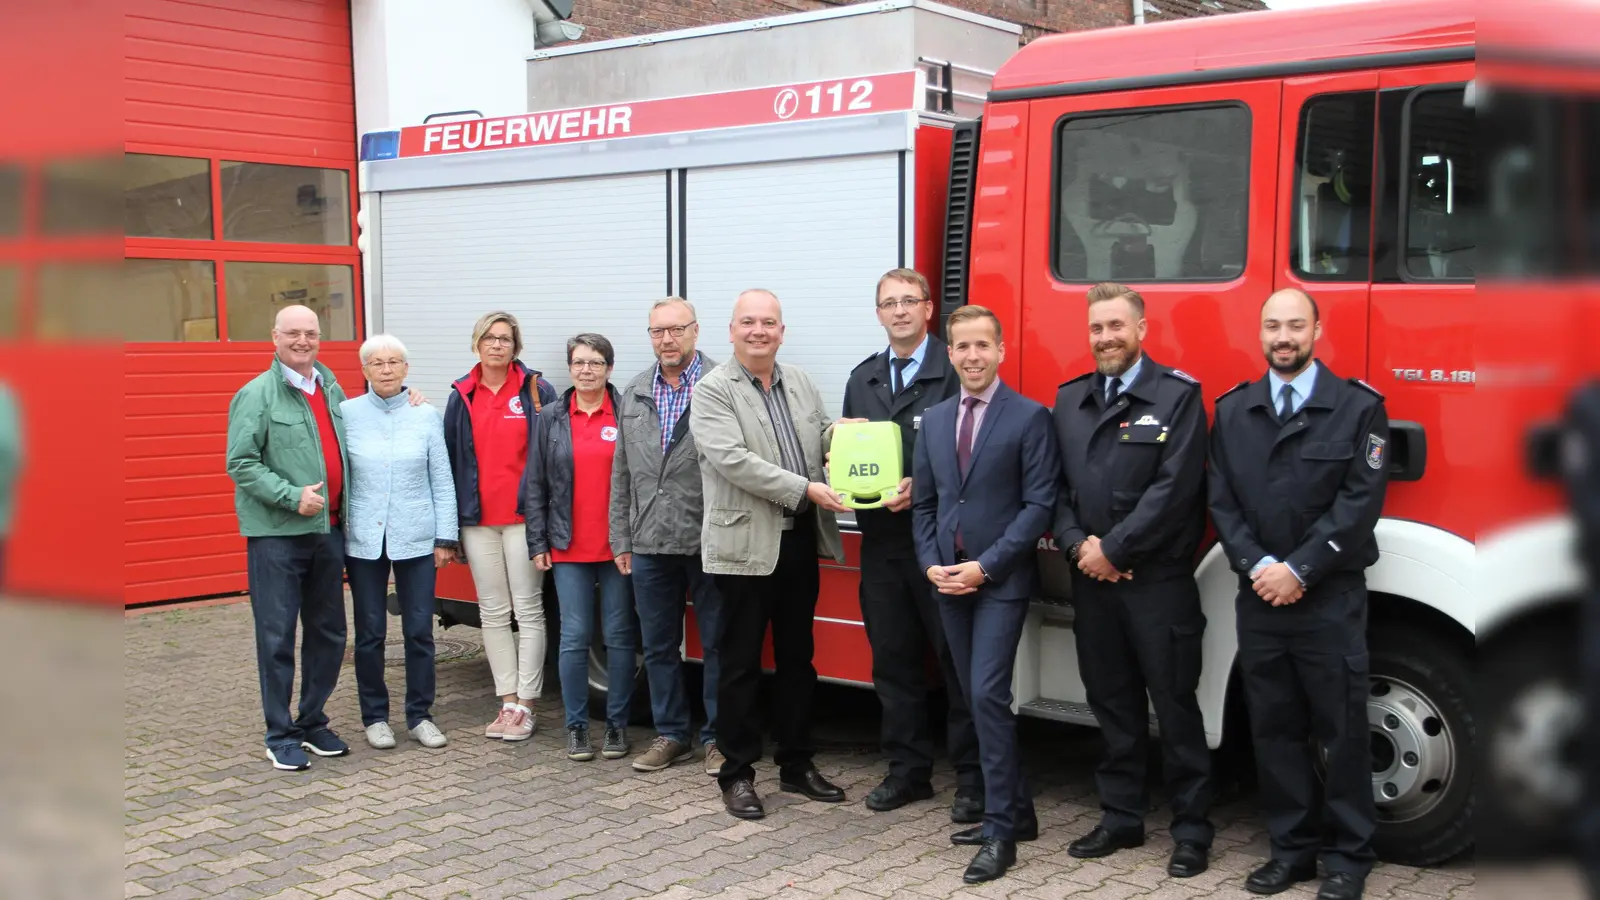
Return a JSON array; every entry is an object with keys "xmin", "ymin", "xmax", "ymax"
[
  {"xmin": 691, "ymin": 288, "xmax": 850, "ymax": 820},
  {"xmin": 611, "ymin": 297, "xmax": 726, "ymax": 776}
]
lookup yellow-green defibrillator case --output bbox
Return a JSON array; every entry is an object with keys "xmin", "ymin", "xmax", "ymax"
[{"xmin": 828, "ymin": 421, "xmax": 903, "ymax": 510}]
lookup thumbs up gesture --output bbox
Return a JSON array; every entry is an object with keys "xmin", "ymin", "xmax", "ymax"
[{"xmin": 298, "ymin": 482, "xmax": 326, "ymax": 516}]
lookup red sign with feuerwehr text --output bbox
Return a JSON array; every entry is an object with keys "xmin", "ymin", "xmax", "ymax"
[{"xmin": 396, "ymin": 71, "xmax": 918, "ymax": 158}]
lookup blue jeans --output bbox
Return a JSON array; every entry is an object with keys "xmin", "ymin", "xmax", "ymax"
[
  {"xmin": 631, "ymin": 552, "xmax": 724, "ymax": 745},
  {"xmin": 553, "ymin": 561, "xmax": 636, "ymax": 730},
  {"xmin": 245, "ymin": 529, "xmax": 348, "ymax": 751},
  {"xmin": 346, "ymin": 546, "xmax": 437, "ymax": 730}
]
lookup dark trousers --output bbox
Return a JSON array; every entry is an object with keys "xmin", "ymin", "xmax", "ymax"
[
  {"xmin": 860, "ymin": 553, "xmax": 982, "ymax": 790},
  {"xmin": 1582, "ymin": 582, "xmax": 1600, "ymax": 890},
  {"xmin": 939, "ymin": 589, "xmax": 1034, "ymax": 840},
  {"xmin": 1237, "ymin": 580, "xmax": 1375, "ymax": 876},
  {"xmin": 346, "ymin": 546, "xmax": 437, "ymax": 730},
  {"xmin": 633, "ymin": 552, "xmax": 725, "ymax": 746},
  {"xmin": 713, "ymin": 516, "xmax": 820, "ymax": 790},
  {"xmin": 246, "ymin": 530, "xmax": 347, "ymax": 750},
  {"xmin": 1072, "ymin": 571, "xmax": 1214, "ymax": 845}
]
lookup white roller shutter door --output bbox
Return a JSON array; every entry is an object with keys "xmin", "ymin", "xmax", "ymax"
[
  {"xmin": 378, "ymin": 172, "xmax": 668, "ymax": 404},
  {"xmin": 685, "ymin": 154, "xmax": 902, "ymax": 417}
]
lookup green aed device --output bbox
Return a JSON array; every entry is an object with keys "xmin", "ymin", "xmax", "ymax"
[{"xmin": 828, "ymin": 421, "xmax": 903, "ymax": 510}]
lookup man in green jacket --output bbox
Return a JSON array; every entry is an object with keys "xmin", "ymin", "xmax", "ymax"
[{"xmin": 226, "ymin": 304, "xmax": 354, "ymax": 771}]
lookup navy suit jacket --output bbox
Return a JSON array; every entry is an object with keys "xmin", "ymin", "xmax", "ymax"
[{"xmin": 912, "ymin": 381, "xmax": 1060, "ymax": 601}]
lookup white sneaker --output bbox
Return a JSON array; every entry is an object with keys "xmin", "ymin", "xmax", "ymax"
[
  {"xmin": 365, "ymin": 722, "xmax": 396, "ymax": 749},
  {"xmin": 410, "ymin": 720, "xmax": 448, "ymax": 748}
]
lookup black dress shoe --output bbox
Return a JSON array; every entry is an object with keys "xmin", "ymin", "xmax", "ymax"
[
  {"xmin": 950, "ymin": 788, "xmax": 983, "ymax": 824},
  {"xmin": 1167, "ymin": 841, "xmax": 1209, "ymax": 878},
  {"xmin": 864, "ymin": 777, "xmax": 934, "ymax": 811},
  {"xmin": 1316, "ymin": 872, "xmax": 1366, "ymax": 900},
  {"xmin": 721, "ymin": 779, "xmax": 765, "ymax": 820},
  {"xmin": 778, "ymin": 768, "xmax": 846, "ymax": 802},
  {"xmin": 1067, "ymin": 825, "xmax": 1145, "ymax": 859},
  {"xmin": 1245, "ymin": 859, "xmax": 1318, "ymax": 895},
  {"xmin": 950, "ymin": 814, "xmax": 1038, "ymax": 846},
  {"xmin": 962, "ymin": 838, "xmax": 1017, "ymax": 884}
]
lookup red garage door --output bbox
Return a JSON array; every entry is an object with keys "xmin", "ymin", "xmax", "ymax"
[{"xmin": 125, "ymin": 0, "xmax": 363, "ymax": 605}]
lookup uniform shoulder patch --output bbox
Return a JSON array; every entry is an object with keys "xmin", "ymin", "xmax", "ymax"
[
  {"xmin": 1348, "ymin": 377, "xmax": 1385, "ymax": 400},
  {"xmin": 1057, "ymin": 371, "xmax": 1095, "ymax": 389},
  {"xmin": 1164, "ymin": 368, "xmax": 1199, "ymax": 386},
  {"xmin": 1214, "ymin": 380, "xmax": 1250, "ymax": 404}
]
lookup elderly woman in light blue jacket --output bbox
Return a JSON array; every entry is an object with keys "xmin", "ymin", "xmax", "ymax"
[{"xmin": 342, "ymin": 334, "xmax": 459, "ymax": 750}]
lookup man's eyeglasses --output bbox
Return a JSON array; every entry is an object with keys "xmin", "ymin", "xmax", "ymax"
[
  {"xmin": 647, "ymin": 322, "xmax": 696, "ymax": 339},
  {"xmin": 479, "ymin": 335, "xmax": 515, "ymax": 347},
  {"xmin": 877, "ymin": 297, "xmax": 927, "ymax": 311},
  {"xmin": 278, "ymin": 329, "xmax": 321, "ymax": 341},
  {"xmin": 570, "ymin": 359, "xmax": 609, "ymax": 370}
]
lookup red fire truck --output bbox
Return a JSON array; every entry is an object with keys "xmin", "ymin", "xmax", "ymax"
[{"xmin": 356, "ymin": 0, "xmax": 1503, "ymax": 866}]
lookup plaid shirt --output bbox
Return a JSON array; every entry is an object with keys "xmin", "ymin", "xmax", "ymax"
[{"xmin": 653, "ymin": 352, "xmax": 704, "ymax": 454}]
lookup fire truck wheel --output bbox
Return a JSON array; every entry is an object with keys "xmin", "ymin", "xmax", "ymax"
[
  {"xmin": 1359, "ymin": 624, "xmax": 1475, "ymax": 867},
  {"xmin": 1477, "ymin": 609, "xmax": 1583, "ymax": 862}
]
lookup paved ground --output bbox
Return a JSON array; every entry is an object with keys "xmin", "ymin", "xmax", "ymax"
[{"xmin": 125, "ymin": 598, "xmax": 1477, "ymax": 900}]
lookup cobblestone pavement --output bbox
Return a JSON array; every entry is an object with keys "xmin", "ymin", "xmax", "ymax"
[{"xmin": 126, "ymin": 599, "xmax": 1475, "ymax": 900}]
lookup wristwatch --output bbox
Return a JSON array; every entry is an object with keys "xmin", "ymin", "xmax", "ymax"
[{"xmin": 1068, "ymin": 539, "xmax": 1086, "ymax": 563}]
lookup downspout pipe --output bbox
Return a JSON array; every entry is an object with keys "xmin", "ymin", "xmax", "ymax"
[{"xmin": 1133, "ymin": 0, "xmax": 1146, "ymax": 24}]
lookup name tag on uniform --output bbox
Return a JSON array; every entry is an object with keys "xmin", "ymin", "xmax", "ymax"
[{"xmin": 913, "ymin": 415, "xmax": 921, "ymax": 431}]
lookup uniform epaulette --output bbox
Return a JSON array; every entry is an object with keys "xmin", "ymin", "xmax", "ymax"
[
  {"xmin": 1057, "ymin": 371, "xmax": 1095, "ymax": 389},
  {"xmin": 852, "ymin": 351, "xmax": 882, "ymax": 371},
  {"xmin": 1165, "ymin": 368, "xmax": 1199, "ymax": 386},
  {"xmin": 1215, "ymin": 380, "xmax": 1250, "ymax": 403},
  {"xmin": 1348, "ymin": 377, "xmax": 1384, "ymax": 400}
]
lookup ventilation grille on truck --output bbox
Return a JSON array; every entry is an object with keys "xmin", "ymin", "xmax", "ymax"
[{"xmin": 941, "ymin": 117, "xmax": 981, "ymax": 322}]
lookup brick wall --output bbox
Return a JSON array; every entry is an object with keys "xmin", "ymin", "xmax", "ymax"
[{"xmin": 567, "ymin": 0, "xmax": 1264, "ymax": 45}]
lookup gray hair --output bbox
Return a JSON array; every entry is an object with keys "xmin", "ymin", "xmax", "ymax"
[
  {"xmin": 358, "ymin": 333, "xmax": 409, "ymax": 365},
  {"xmin": 651, "ymin": 296, "xmax": 697, "ymax": 317}
]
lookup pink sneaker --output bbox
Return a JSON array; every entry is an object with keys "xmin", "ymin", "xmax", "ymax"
[
  {"xmin": 486, "ymin": 707, "xmax": 515, "ymax": 739},
  {"xmin": 501, "ymin": 706, "xmax": 535, "ymax": 742}
]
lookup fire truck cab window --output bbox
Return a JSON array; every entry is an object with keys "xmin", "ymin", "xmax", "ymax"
[
  {"xmin": 1292, "ymin": 92, "xmax": 1376, "ymax": 280},
  {"xmin": 1054, "ymin": 105, "xmax": 1250, "ymax": 283},
  {"xmin": 1404, "ymin": 88, "xmax": 1476, "ymax": 281}
]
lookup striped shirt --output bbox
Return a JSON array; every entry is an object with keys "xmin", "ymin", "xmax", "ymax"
[
  {"xmin": 739, "ymin": 361, "xmax": 810, "ymax": 515},
  {"xmin": 652, "ymin": 352, "xmax": 704, "ymax": 454}
]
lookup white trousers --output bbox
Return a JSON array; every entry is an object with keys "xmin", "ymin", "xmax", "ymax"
[{"xmin": 461, "ymin": 524, "xmax": 546, "ymax": 701}]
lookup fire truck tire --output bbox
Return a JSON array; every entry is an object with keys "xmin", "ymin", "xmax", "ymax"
[
  {"xmin": 1477, "ymin": 610, "xmax": 1583, "ymax": 862},
  {"xmin": 1364, "ymin": 624, "xmax": 1474, "ymax": 867}
]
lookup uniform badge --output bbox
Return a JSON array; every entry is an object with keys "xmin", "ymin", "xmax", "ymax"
[
  {"xmin": 601, "ymin": 426, "xmax": 619, "ymax": 442},
  {"xmin": 913, "ymin": 415, "xmax": 921, "ymax": 431},
  {"xmin": 1366, "ymin": 434, "xmax": 1386, "ymax": 469},
  {"xmin": 1134, "ymin": 415, "xmax": 1160, "ymax": 426},
  {"xmin": 508, "ymin": 396, "xmax": 524, "ymax": 415}
]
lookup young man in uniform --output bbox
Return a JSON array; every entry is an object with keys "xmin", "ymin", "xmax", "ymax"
[
  {"xmin": 841, "ymin": 268, "xmax": 982, "ymax": 823},
  {"xmin": 1051, "ymin": 282, "xmax": 1214, "ymax": 877},
  {"xmin": 1208, "ymin": 288, "xmax": 1389, "ymax": 900}
]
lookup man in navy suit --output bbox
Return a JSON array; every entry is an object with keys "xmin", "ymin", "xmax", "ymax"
[{"xmin": 912, "ymin": 304, "xmax": 1060, "ymax": 884}]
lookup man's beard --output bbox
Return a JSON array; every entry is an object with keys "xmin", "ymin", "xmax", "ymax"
[
  {"xmin": 1266, "ymin": 343, "xmax": 1312, "ymax": 374},
  {"xmin": 1094, "ymin": 343, "xmax": 1137, "ymax": 377}
]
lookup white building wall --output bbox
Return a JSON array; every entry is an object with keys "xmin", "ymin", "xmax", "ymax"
[{"xmin": 352, "ymin": 0, "xmax": 537, "ymax": 138}]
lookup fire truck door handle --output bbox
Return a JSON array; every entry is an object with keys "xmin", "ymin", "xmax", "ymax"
[{"xmin": 1386, "ymin": 420, "xmax": 1426, "ymax": 482}]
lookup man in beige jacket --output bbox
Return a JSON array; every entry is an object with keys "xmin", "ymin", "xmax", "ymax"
[{"xmin": 690, "ymin": 288, "xmax": 849, "ymax": 820}]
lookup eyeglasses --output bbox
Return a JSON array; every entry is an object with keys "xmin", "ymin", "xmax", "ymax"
[
  {"xmin": 570, "ymin": 359, "xmax": 609, "ymax": 370},
  {"xmin": 877, "ymin": 297, "xmax": 927, "ymax": 311},
  {"xmin": 278, "ymin": 329, "xmax": 321, "ymax": 341},
  {"xmin": 479, "ymin": 335, "xmax": 515, "ymax": 347},
  {"xmin": 647, "ymin": 322, "xmax": 696, "ymax": 339},
  {"xmin": 364, "ymin": 358, "xmax": 406, "ymax": 370}
]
